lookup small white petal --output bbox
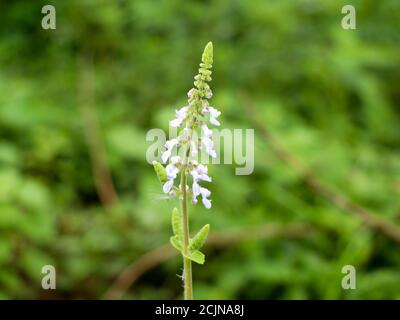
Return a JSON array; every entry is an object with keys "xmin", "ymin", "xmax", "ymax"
[
  {"xmin": 163, "ymin": 180, "xmax": 174, "ymax": 193},
  {"xmin": 210, "ymin": 117, "xmax": 220, "ymax": 126},
  {"xmin": 209, "ymin": 107, "xmax": 221, "ymax": 118},
  {"xmin": 166, "ymin": 164, "xmax": 179, "ymax": 179},
  {"xmin": 200, "ymin": 187, "xmax": 211, "ymax": 198},
  {"xmin": 203, "ymin": 137, "xmax": 216, "ymax": 158},
  {"xmin": 202, "ymin": 197, "xmax": 212, "ymax": 209},
  {"xmin": 193, "ymin": 181, "xmax": 201, "ymax": 197},
  {"xmin": 209, "ymin": 107, "xmax": 221, "ymax": 126},
  {"xmin": 170, "ymin": 118, "xmax": 182, "ymax": 127},
  {"xmin": 161, "ymin": 150, "xmax": 171, "ymax": 163},
  {"xmin": 165, "ymin": 139, "xmax": 178, "ymax": 150},
  {"xmin": 176, "ymin": 106, "xmax": 188, "ymax": 118},
  {"xmin": 203, "ymin": 139, "xmax": 212, "ymax": 152},
  {"xmin": 165, "ymin": 164, "xmax": 174, "ymax": 176}
]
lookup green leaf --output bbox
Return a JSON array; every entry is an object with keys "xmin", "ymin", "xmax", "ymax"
[
  {"xmin": 152, "ymin": 161, "xmax": 167, "ymax": 184},
  {"xmin": 189, "ymin": 224, "xmax": 210, "ymax": 251},
  {"xmin": 170, "ymin": 236, "xmax": 182, "ymax": 252},
  {"xmin": 171, "ymin": 208, "xmax": 181, "ymax": 238},
  {"xmin": 186, "ymin": 250, "xmax": 205, "ymax": 265}
]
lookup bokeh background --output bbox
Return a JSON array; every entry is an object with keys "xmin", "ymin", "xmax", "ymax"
[{"xmin": 1, "ymin": 0, "xmax": 399, "ymax": 299}]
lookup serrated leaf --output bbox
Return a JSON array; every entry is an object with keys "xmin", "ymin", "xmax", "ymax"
[
  {"xmin": 170, "ymin": 235, "xmax": 182, "ymax": 252},
  {"xmin": 171, "ymin": 208, "xmax": 181, "ymax": 238},
  {"xmin": 189, "ymin": 224, "xmax": 210, "ymax": 251}
]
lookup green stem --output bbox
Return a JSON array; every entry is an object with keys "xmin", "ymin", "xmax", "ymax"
[
  {"xmin": 180, "ymin": 169, "xmax": 193, "ymax": 300},
  {"xmin": 180, "ymin": 140, "xmax": 193, "ymax": 300}
]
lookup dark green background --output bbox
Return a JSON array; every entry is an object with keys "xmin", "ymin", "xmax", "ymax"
[{"xmin": 0, "ymin": 0, "xmax": 399, "ymax": 299}]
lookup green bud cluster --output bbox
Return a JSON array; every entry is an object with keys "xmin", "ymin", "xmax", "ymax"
[{"xmin": 188, "ymin": 42, "xmax": 213, "ymax": 111}]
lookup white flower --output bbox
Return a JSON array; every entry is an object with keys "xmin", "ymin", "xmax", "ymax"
[
  {"xmin": 161, "ymin": 138, "xmax": 179, "ymax": 163},
  {"xmin": 166, "ymin": 163, "xmax": 179, "ymax": 179},
  {"xmin": 162, "ymin": 156, "xmax": 181, "ymax": 194},
  {"xmin": 202, "ymin": 136, "xmax": 216, "ymax": 158},
  {"xmin": 200, "ymin": 124, "xmax": 216, "ymax": 158},
  {"xmin": 203, "ymin": 139, "xmax": 216, "ymax": 158},
  {"xmin": 190, "ymin": 164, "xmax": 211, "ymax": 183},
  {"xmin": 192, "ymin": 182, "xmax": 212, "ymax": 209},
  {"xmin": 201, "ymin": 124, "xmax": 213, "ymax": 138},
  {"xmin": 163, "ymin": 180, "xmax": 174, "ymax": 193},
  {"xmin": 170, "ymin": 118, "xmax": 182, "ymax": 127},
  {"xmin": 170, "ymin": 106, "xmax": 188, "ymax": 127},
  {"xmin": 190, "ymin": 164, "xmax": 212, "ymax": 208},
  {"xmin": 209, "ymin": 107, "xmax": 221, "ymax": 126},
  {"xmin": 192, "ymin": 181, "xmax": 201, "ymax": 197},
  {"xmin": 200, "ymin": 105, "xmax": 221, "ymax": 126}
]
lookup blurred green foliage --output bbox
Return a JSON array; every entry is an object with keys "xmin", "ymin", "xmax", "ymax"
[{"xmin": 0, "ymin": 0, "xmax": 399, "ymax": 299}]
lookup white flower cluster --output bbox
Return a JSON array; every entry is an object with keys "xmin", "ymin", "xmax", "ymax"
[{"xmin": 161, "ymin": 91, "xmax": 221, "ymax": 209}]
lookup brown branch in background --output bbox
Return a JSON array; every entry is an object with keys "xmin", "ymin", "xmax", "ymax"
[
  {"xmin": 241, "ymin": 92, "xmax": 400, "ymax": 243},
  {"xmin": 102, "ymin": 223, "xmax": 311, "ymax": 300},
  {"xmin": 78, "ymin": 53, "xmax": 119, "ymax": 207}
]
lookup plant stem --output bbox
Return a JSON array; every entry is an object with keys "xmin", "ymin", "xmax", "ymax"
[
  {"xmin": 180, "ymin": 142, "xmax": 193, "ymax": 300},
  {"xmin": 180, "ymin": 168, "xmax": 193, "ymax": 300}
]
